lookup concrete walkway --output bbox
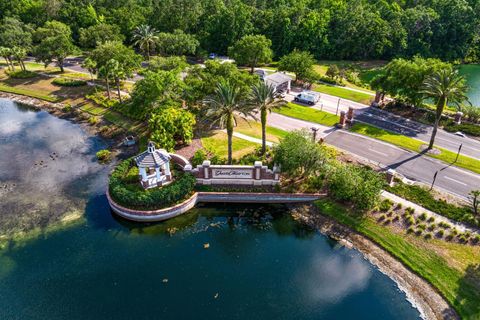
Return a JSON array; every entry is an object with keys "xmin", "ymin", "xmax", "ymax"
[{"xmin": 381, "ymin": 190, "xmax": 479, "ymax": 235}]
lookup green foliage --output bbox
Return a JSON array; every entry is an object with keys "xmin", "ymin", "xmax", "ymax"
[
  {"xmin": 147, "ymin": 56, "xmax": 188, "ymax": 73},
  {"xmin": 278, "ymin": 49, "xmax": 316, "ymax": 82},
  {"xmin": 132, "ymin": 24, "xmax": 159, "ymax": 59},
  {"xmin": 6, "ymin": 70, "xmax": 36, "ymax": 78},
  {"xmin": 156, "ymin": 29, "xmax": 199, "ymax": 56},
  {"xmin": 371, "ymin": 57, "xmax": 452, "ymax": 107},
  {"xmin": 129, "ymin": 70, "xmax": 184, "ymax": 119},
  {"xmin": 379, "ymin": 199, "xmax": 394, "ymax": 212},
  {"xmin": 90, "ymin": 41, "xmax": 141, "ymax": 78},
  {"xmin": 191, "ymin": 150, "xmax": 207, "ymax": 167},
  {"xmin": 273, "ymin": 130, "xmax": 331, "ymax": 177},
  {"xmin": 108, "ymin": 159, "xmax": 196, "ymax": 210},
  {"xmin": 325, "ymin": 64, "xmax": 340, "ymax": 80},
  {"xmin": 327, "ymin": 164, "xmax": 385, "ymax": 211},
  {"xmin": 386, "ymin": 182, "xmax": 478, "ymax": 227},
  {"xmin": 86, "ymin": 92, "xmax": 118, "ymax": 109},
  {"xmin": 79, "ymin": 23, "xmax": 124, "ymax": 49},
  {"xmin": 148, "ymin": 104, "xmax": 196, "ymax": 151},
  {"xmin": 228, "ymin": 35, "xmax": 272, "ymax": 72},
  {"xmin": 52, "ymin": 78, "xmax": 86, "ymax": 87},
  {"xmin": 33, "ymin": 21, "xmax": 75, "ymax": 72},
  {"xmin": 96, "ymin": 149, "xmax": 111, "ymax": 163},
  {"xmin": 443, "ymin": 123, "xmax": 480, "ymax": 137}
]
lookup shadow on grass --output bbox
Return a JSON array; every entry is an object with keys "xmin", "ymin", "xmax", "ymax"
[{"xmin": 454, "ymin": 264, "xmax": 480, "ymax": 319}]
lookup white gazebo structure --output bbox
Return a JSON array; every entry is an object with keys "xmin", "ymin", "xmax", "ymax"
[{"xmin": 134, "ymin": 142, "xmax": 172, "ymax": 189}]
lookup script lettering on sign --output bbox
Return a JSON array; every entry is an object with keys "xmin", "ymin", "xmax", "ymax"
[{"xmin": 212, "ymin": 169, "xmax": 252, "ymax": 179}]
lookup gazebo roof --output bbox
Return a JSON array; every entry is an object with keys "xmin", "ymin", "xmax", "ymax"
[{"xmin": 134, "ymin": 142, "xmax": 171, "ymax": 168}]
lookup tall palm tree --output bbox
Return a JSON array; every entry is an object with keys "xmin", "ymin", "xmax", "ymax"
[
  {"xmin": 204, "ymin": 82, "xmax": 256, "ymax": 164},
  {"xmin": 250, "ymin": 82, "xmax": 285, "ymax": 154},
  {"xmin": 422, "ymin": 69, "xmax": 469, "ymax": 150},
  {"xmin": 132, "ymin": 24, "xmax": 158, "ymax": 60}
]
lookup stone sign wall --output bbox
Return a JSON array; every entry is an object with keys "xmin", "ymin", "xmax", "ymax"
[{"xmin": 184, "ymin": 161, "xmax": 280, "ymax": 186}]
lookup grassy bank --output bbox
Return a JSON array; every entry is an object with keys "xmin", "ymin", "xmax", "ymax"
[
  {"xmin": 235, "ymin": 118, "xmax": 288, "ymax": 143},
  {"xmin": 276, "ymin": 102, "xmax": 339, "ymax": 126},
  {"xmin": 0, "ymin": 83, "xmax": 58, "ymax": 102},
  {"xmin": 350, "ymin": 123, "xmax": 480, "ymax": 174},
  {"xmin": 315, "ymin": 198, "xmax": 480, "ymax": 319},
  {"xmin": 312, "ymin": 83, "xmax": 373, "ymax": 105},
  {"xmin": 201, "ymin": 131, "xmax": 257, "ymax": 159}
]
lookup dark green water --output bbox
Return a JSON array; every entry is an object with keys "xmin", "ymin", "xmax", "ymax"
[
  {"xmin": 458, "ymin": 64, "xmax": 480, "ymax": 106},
  {"xmin": 0, "ymin": 100, "xmax": 421, "ymax": 320}
]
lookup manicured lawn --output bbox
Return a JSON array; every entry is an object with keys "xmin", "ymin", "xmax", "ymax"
[
  {"xmin": 312, "ymin": 83, "xmax": 373, "ymax": 104},
  {"xmin": 351, "ymin": 123, "xmax": 480, "ymax": 174},
  {"xmin": 234, "ymin": 118, "xmax": 288, "ymax": 143},
  {"xmin": 315, "ymin": 199, "xmax": 480, "ymax": 319},
  {"xmin": 79, "ymin": 103, "xmax": 107, "ymax": 116},
  {"xmin": 0, "ymin": 83, "xmax": 58, "ymax": 102},
  {"xmin": 103, "ymin": 110, "xmax": 141, "ymax": 131},
  {"xmin": 276, "ymin": 102, "xmax": 339, "ymax": 127},
  {"xmin": 201, "ymin": 131, "xmax": 257, "ymax": 159}
]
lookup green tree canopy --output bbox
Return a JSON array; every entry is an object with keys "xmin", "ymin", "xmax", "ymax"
[
  {"xmin": 371, "ymin": 57, "xmax": 452, "ymax": 107},
  {"xmin": 228, "ymin": 34, "xmax": 273, "ymax": 73},
  {"xmin": 79, "ymin": 23, "xmax": 124, "ymax": 49},
  {"xmin": 0, "ymin": 17, "xmax": 33, "ymax": 48},
  {"xmin": 156, "ymin": 29, "xmax": 199, "ymax": 56},
  {"xmin": 147, "ymin": 56, "xmax": 188, "ymax": 73},
  {"xmin": 33, "ymin": 20, "xmax": 75, "ymax": 72},
  {"xmin": 278, "ymin": 49, "xmax": 315, "ymax": 82}
]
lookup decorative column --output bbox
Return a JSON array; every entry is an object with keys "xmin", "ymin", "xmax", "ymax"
[
  {"xmin": 254, "ymin": 161, "xmax": 262, "ymax": 186},
  {"xmin": 337, "ymin": 111, "xmax": 347, "ymax": 128},
  {"xmin": 347, "ymin": 107, "xmax": 354, "ymax": 123},
  {"xmin": 455, "ymin": 112, "xmax": 463, "ymax": 125}
]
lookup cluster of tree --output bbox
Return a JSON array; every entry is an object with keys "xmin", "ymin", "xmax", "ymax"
[
  {"xmin": 274, "ymin": 130, "xmax": 384, "ymax": 211},
  {"xmin": 1, "ymin": 0, "xmax": 479, "ymax": 61}
]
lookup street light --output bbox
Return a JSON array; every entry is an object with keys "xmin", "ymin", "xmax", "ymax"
[
  {"xmin": 311, "ymin": 127, "xmax": 319, "ymax": 142},
  {"xmin": 336, "ymin": 98, "xmax": 341, "ymax": 115}
]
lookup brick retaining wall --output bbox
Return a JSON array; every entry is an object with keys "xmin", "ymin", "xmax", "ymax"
[{"xmin": 107, "ymin": 190, "xmax": 325, "ymax": 222}]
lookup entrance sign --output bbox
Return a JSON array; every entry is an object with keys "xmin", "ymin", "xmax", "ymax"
[{"xmin": 212, "ymin": 169, "xmax": 252, "ymax": 179}]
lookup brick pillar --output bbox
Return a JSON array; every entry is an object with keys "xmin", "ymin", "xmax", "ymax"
[
  {"xmin": 202, "ymin": 160, "xmax": 211, "ymax": 179},
  {"xmin": 347, "ymin": 107, "xmax": 354, "ymax": 123},
  {"xmin": 254, "ymin": 161, "xmax": 262, "ymax": 180},
  {"xmin": 337, "ymin": 111, "xmax": 347, "ymax": 128}
]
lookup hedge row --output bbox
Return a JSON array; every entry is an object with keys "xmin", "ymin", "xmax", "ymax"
[
  {"xmin": 109, "ymin": 159, "xmax": 196, "ymax": 210},
  {"xmin": 443, "ymin": 122, "xmax": 480, "ymax": 137},
  {"xmin": 52, "ymin": 78, "xmax": 87, "ymax": 87}
]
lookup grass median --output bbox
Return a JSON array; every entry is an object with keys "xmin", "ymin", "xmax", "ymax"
[
  {"xmin": 351, "ymin": 123, "xmax": 480, "ymax": 174},
  {"xmin": 0, "ymin": 83, "xmax": 58, "ymax": 102},
  {"xmin": 276, "ymin": 102, "xmax": 340, "ymax": 127},
  {"xmin": 312, "ymin": 83, "xmax": 373, "ymax": 104},
  {"xmin": 315, "ymin": 198, "xmax": 480, "ymax": 319}
]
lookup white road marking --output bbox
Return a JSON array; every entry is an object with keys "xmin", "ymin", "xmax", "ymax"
[
  {"xmin": 368, "ymin": 148, "xmax": 389, "ymax": 157},
  {"xmin": 443, "ymin": 176, "xmax": 468, "ymax": 186}
]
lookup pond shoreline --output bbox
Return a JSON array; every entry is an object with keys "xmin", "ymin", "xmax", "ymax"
[{"xmin": 291, "ymin": 204, "xmax": 459, "ymax": 320}]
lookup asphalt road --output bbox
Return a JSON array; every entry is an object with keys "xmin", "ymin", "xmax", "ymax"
[
  {"xmin": 268, "ymin": 112, "xmax": 479, "ymax": 199},
  {"xmin": 285, "ymin": 91, "xmax": 480, "ymax": 159}
]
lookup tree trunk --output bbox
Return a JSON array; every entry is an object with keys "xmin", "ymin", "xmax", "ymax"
[
  {"xmin": 105, "ymin": 76, "xmax": 111, "ymax": 99},
  {"xmin": 226, "ymin": 113, "xmax": 234, "ymax": 165},
  {"xmin": 59, "ymin": 60, "xmax": 64, "ymax": 73},
  {"xmin": 116, "ymin": 78, "xmax": 122, "ymax": 103},
  {"xmin": 21, "ymin": 60, "xmax": 26, "ymax": 71},
  {"xmin": 428, "ymin": 96, "xmax": 446, "ymax": 150},
  {"xmin": 260, "ymin": 107, "xmax": 267, "ymax": 154}
]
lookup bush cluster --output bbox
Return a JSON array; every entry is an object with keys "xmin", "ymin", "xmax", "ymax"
[
  {"xmin": 86, "ymin": 92, "xmax": 118, "ymax": 108},
  {"xmin": 96, "ymin": 149, "xmax": 111, "ymax": 163},
  {"xmin": 6, "ymin": 69, "xmax": 37, "ymax": 78},
  {"xmin": 109, "ymin": 159, "xmax": 196, "ymax": 210},
  {"xmin": 443, "ymin": 123, "xmax": 480, "ymax": 137},
  {"xmin": 52, "ymin": 77, "xmax": 87, "ymax": 87}
]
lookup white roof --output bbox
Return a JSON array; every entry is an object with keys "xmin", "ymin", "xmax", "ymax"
[{"xmin": 264, "ymin": 72, "xmax": 292, "ymax": 86}]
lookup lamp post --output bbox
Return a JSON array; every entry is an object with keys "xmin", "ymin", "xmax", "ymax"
[
  {"xmin": 311, "ymin": 126, "xmax": 319, "ymax": 142},
  {"xmin": 336, "ymin": 98, "xmax": 341, "ymax": 115}
]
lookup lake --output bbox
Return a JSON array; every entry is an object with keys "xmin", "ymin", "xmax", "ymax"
[
  {"xmin": 0, "ymin": 99, "xmax": 421, "ymax": 319},
  {"xmin": 458, "ymin": 64, "xmax": 480, "ymax": 106}
]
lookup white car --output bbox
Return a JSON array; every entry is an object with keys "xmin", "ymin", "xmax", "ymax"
[
  {"xmin": 294, "ymin": 92, "xmax": 320, "ymax": 105},
  {"xmin": 454, "ymin": 131, "xmax": 466, "ymax": 138}
]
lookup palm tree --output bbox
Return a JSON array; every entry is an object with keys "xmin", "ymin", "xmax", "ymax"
[
  {"xmin": 422, "ymin": 69, "xmax": 469, "ymax": 150},
  {"xmin": 132, "ymin": 24, "xmax": 158, "ymax": 60},
  {"xmin": 204, "ymin": 82, "xmax": 256, "ymax": 164},
  {"xmin": 250, "ymin": 82, "xmax": 285, "ymax": 154}
]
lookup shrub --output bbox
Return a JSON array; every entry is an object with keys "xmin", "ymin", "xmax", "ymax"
[
  {"xmin": 415, "ymin": 229, "xmax": 423, "ymax": 236},
  {"xmin": 444, "ymin": 123, "xmax": 480, "ymax": 136},
  {"xmin": 417, "ymin": 223, "xmax": 427, "ymax": 231},
  {"xmin": 424, "ymin": 233, "xmax": 433, "ymax": 240},
  {"xmin": 436, "ymin": 230, "xmax": 445, "ymax": 238},
  {"xmin": 86, "ymin": 92, "xmax": 118, "ymax": 109},
  {"xmin": 6, "ymin": 69, "xmax": 37, "ymax": 78},
  {"xmin": 378, "ymin": 214, "xmax": 386, "ymax": 222},
  {"xmin": 427, "ymin": 217, "xmax": 435, "ymax": 223},
  {"xmin": 383, "ymin": 218, "xmax": 392, "ymax": 225},
  {"xmin": 427, "ymin": 224, "xmax": 436, "ymax": 231},
  {"xmin": 52, "ymin": 77, "xmax": 87, "ymax": 87},
  {"xmin": 62, "ymin": 104, "xmax": 72, "ymax": 112},
  {"xmin": 406, "ymin": 227, "xmax": 415, "ymax": 234},
  {"xmin": 108, "ymin": 158, "xmax": 196, "ymax": 210},
  {"xmin": 458, "ymin": 235, "xmax": 468, "ymax": 243},
  {"xmin": 191, "ymin": 150, "xmax": 207, "ymax": 167},
  {"xmin": 405, "ymin": 207, "xmax": 415, "ymax": 215},
  {"xmin": 379, "ymin": 199, "xmax": 394, "ymax": 212},
  {"xmin": 96, "ymin": 149, "xmax": 111, "ymax": 163},
  {"xmin": 439, "ymin": 222, "xmax": 451, "ymax": 229},
  {"xmin": 392, "ymin": 215, "xmax": 399, "ymax": 222},
  {"xmin": 328, "ymin": 163, "xmax": 384, "ymax": 211},
  {"xmin": 88, "ymin": 116, "xmax": 99, "ymax": 125},
  {"xmin": 396, "ymin": 203, "xmax": 402, "ymax": 210},
  {"xmin": 451, "ymin": 229, "xmax": 459, "ymax": 236},
  {"xmin": 418, "ymin": 212, "xmax": 427, "ymax": 221},
  {"xmin": 445, "ymin": 233, "xmax": 454, "ymax": 241},
  {"xmin": 405, "ymin": 216, "xmax": 415, "ymax": 226},
  {"xmin": 472, "ymin": 235, "xmax": 480, "ymax": 244},
  {"xmin": 386, "ymin": 182, "xmax": 477, "ymax": 227}
]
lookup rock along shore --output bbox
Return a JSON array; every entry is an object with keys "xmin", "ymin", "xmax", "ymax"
[{"xmin": 291, "ymin": 204, "xmax": 459, "ymax": 320}]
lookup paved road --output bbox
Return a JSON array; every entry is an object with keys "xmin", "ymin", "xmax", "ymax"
[
  {"xmin": 268, "ymin": 112, "xmax": 479, "ymax": 199},
  {"xmin": 285, "ymin": 90, "xmax": 480, "ymax": 159}
]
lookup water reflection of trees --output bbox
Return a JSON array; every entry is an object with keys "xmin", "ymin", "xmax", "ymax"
[{"xmin": 454, "ymin": 264, "xmax": 480, "ymax": 318}]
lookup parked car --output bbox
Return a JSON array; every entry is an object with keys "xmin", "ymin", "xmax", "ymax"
[
  {"xmin": 276, "ymin": 90, "xmax": 286, "ymax": 99},
  {"xmin": 294, "ymin": 91, "xmax": 320, "ymax": 105}
]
